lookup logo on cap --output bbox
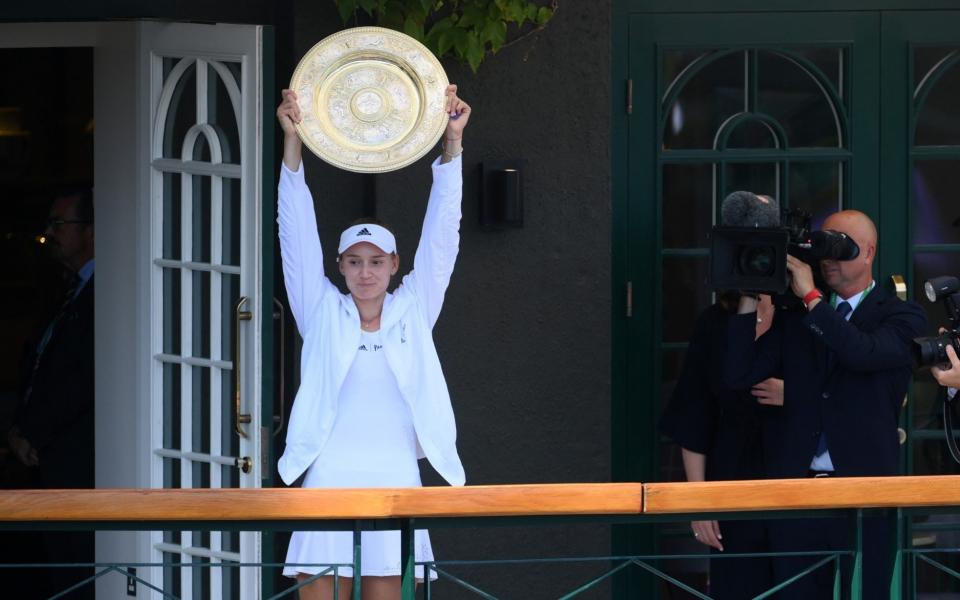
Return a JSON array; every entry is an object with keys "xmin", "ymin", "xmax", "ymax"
[{"xmin": 357, "ymin": 228, "xmax": 372, "ymax": 236}]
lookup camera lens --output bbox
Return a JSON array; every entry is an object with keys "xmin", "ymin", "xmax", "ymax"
[
  {"xmin": 912, "ymin": 334, "xmax": 952, "ymax": 368},
  {"xmin": 738, "ymin": 246, "xmax": 776, "ymax": 277}
]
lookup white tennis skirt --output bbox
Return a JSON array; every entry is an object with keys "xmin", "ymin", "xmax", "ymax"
[{"xmin": 282, "ymin": 463, "xmax": 436, "ymax": 580}]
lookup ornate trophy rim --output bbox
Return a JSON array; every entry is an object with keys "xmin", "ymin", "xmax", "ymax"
[{"xmin": 290, "ymin": 26, "xmax": 450, "ymax": 174}]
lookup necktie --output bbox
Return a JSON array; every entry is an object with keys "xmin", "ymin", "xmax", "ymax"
[
  {"xmin": 815, "ymin": 300, "xmax": 854, "ymax": 457},
  {"xmin": 835, "ymin": 300, "xmax": 852, "ymax": 320}
]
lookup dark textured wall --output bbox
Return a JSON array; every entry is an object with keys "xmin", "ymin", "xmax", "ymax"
[{"xmin": 286, "ymin": 2, "xmax": 612, "ymax": 597}]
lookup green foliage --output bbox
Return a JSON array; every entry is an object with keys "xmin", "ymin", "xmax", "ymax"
[{"xmin": 333, "ymin": 0, "xmax": 557, "ymax": 73}]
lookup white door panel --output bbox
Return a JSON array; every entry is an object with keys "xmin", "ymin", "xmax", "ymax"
[{"xmin": 142, "ymin": 21, "xmax": 265, "ymax": 600}]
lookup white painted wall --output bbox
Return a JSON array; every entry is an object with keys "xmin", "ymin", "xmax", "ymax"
[{"xmin": 92, "ymin": 21, "xmax": 156, "ymax": 600}]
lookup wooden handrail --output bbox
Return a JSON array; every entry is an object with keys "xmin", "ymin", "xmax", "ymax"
[
  {"xmin": 643, "ymin": 475, "xmax": 960, "ymax": 514},
  {"xmin": 0, "ymin": 483, "xmax": 644, "ymax": 522},
  {"xmin": 2, "ymin": 476, "xmax": 960, "ymax": 523}
]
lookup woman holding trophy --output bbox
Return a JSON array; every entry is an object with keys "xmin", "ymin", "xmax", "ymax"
[{"xmin": 274, "ymin": 49, "xmax": 471, "ymax": 598}]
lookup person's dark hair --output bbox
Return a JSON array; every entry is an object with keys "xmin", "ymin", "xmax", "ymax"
[
  {"xmin": 56, "ymin": 185, "xmax": 94, "ymax": 224},
  {"xmin": 718, "ymin": 290, "xmax": 742, "ymax": 313}
]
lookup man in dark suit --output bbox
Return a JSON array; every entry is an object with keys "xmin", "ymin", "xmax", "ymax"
[
  {"xmin": 7, "ymin": 188, "xmax": 95, "ymax": 600},
  {"xmin": 726, "ymin": 210, "xmax": 926, "ymax": 599}
]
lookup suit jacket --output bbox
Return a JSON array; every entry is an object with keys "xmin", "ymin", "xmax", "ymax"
[
  {"xmin": 17, "ymin": 275, "xmax": 95, "ymax": 488},
  {"xmin": 725, "ymin": 285, "xmax": 926, "ymax": 478},
  {"xmin": 660, "ymin": 303, "xmax": 771, "ymax": 481}
]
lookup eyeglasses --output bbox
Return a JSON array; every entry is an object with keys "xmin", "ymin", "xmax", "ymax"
[{"xmin": 46, "ymin": 218, "xmax": 91, "ymax": 229}]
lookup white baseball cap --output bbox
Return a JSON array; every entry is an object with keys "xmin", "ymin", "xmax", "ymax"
[{"xmin": 338, "ymin": 223, "xmax": 397, "ymax": 255}]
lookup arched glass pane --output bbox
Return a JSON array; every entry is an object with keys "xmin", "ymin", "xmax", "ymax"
[
  {"xmin": 662, "ymin": 256, "xmax": 711, "ymax": 343},
  {"xmin": 662, "ymin": 163, "xmax": 713, "ymax": 248},
  {"xmin": 913, "ymin": 160, "xmax": 960, "ymax": 245},
  {"xmin": 757, "ymin": 51, "xmax": 841, "ymax": 148},
  {"xmin": 207, "ymin": 61, "xmax": 241, "ymax": 164},
  {"xmin": 914, "ymin": 47, "xmax": 956, "ymax": 92},
  {"xmin": 726, "ymin": 119, "xmax": 778, "ymax": 149},
  {"xmin": 662, "ymin": 50, "xmax": 709, "ymax": 102},
  {"xmin": 789, "ymin": 161, "xmax": 842, "ymax": 229},
  {"xmin": 663, "ymin": 51, "xmax": 745, "ymax": 149},
  {"xmin": 915, "ymin": 50, "xmax": 960, "ymax": 146},
  {"xmin": 790, "ymin": 47, "xmax": 844, "ymax": 98},
  {"xmin": 192, "ymin": 134, "xmax": 211, "ymax": 162},
  {"xmin": 723, "ymin": 162, "xmax": 778, "ymax": 208},
  {"xmin": 162, "ymin": 58, "xmax": 197, "ymax": 159}
]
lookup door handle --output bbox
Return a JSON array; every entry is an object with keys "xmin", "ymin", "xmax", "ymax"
[
  {"xmin": 889, "ymin": 274, "xmax": 907, "ymax": 301},
  {"xmin": 273, "ymin": 297, "xmax": 286, "ymax": 437},
  {"xmin": 234, "ymin": 296, "xmax": 252, "ymax": 438}
]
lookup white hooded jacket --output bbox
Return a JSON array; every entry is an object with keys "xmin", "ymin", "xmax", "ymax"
[{"xmin": 276, "ymin": 155, "xmax": 466, "ymax": 487}]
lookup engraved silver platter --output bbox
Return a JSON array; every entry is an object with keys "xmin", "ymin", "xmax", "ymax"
[{"xmin": 290, "ymin": 26, "xmax": 450, "ymax": 173}]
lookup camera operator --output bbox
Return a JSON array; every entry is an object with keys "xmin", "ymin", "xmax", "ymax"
[
  {"xmin": 726, "ymin": 209, "xmax": 927, "ymax": 599},
  {"xmin": 659, "ymin": 289, "xmax": 777, "ymax": 599},
  {"xmin": 661, "ymin": 191, "xmax": 781, "ymax": 598}
]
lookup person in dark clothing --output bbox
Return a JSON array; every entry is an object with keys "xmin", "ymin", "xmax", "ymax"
[
  {"xmin": 8, "ymin": 188, "xmax": 95, "ymax": 600},
  {"xmin": 660, "ymin": 291, "xmax": 778, "ymax": 599}
]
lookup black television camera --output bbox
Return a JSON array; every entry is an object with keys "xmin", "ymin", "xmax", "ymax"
[
  {"xmin": 913, "ymin": 276, "xmax": 960, "ymax": 368},
  {"xmin": 709, "ymin": 204, "xmax": 861, "ymax": 295}
]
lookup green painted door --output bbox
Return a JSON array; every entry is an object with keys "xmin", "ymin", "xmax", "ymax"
[
  {"xmin": 618, "ymin": 7, "xmax": 960, "ymax": 597},
  {"xmin": 881, "ymin": 12, "xmax": 960, "ymax": 596}
]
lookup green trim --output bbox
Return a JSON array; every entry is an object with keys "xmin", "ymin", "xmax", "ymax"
[
  {"xmin": 913, "ymin": 244, "xmax": 960, "ymax": 253},
  {"xmin": 911, "ymin": 146, "xmax": 960, "ymax": 158},
  {"xmin": 615, "ymin": 0, "xmax": 960, "ymax": 15},
  {"xmin": 660, "ymin": 149, "xmax": 852, "ymax": 162}
]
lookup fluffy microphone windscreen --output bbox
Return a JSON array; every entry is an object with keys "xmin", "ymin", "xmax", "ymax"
[{"xmin": 720, "ymin": 191, "xmax": 781, "ymax": 227}]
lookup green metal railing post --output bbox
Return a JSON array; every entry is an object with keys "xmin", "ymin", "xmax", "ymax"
[
  {"xmin": 833, "ymin": 554, "xmax": 841, "ymax": 600},
  {"xmin": 401, "ymin": 518, "xmax": 415, "ymax": 599},
  {"xmin": 423, "ymin": 564, "xmax": 433, "ymax": 599},
  {"xmin": 890, "ymin": 508, "xmax": 904, "ymax": 600},
  {"xmin": 847, "ymin": 509, "xmax": 864, "ymax": 600},
  {"xmin": 353, "ymin": 521, "xmax": 362, "ymax": 599}
]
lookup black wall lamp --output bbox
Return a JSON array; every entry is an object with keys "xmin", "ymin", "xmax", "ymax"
[{"xmin": 480, "ymin": 160, "xmax": 524, "ymax": 229}]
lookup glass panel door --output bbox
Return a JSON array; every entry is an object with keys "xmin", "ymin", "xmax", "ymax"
[
  {"xmin": 882, "ymin": 13, "xmax": 960, "ymax": 596},
  {"xmin": 143, "ymin": 22, "xmax": 266, "ymax": 600},
  {"xmin": 624, "ymin": 12, "xmax": 880, "ymax": 596}
]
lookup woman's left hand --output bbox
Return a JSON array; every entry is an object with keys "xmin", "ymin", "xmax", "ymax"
[
  {"xmin": 444, "ymin": 84, "xmax": 471, "ymax": 140},
  {"xmin": 753, "ymin": 377, "xmax": 785, "ymax": 406}
]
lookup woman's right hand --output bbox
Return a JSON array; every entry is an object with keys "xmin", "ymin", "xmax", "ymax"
[
  {"xmin": 277, "ymin": 89, "xmax": 302, "ymax": 136},
  {"xmin": 691, "ymin": 519, "xmax": 724, "ymax": 551},
  {"xmin": 277, "ymin": 89, "xmax": 303, "ymax": 169}
]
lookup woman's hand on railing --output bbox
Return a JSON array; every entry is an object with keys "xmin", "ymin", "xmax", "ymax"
[{"xmin": 691, "ymin": 519, "xmax": 723, "ymax": 551}]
